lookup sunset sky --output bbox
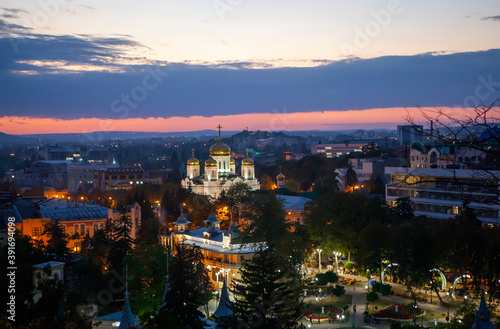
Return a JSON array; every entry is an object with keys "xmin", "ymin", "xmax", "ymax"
[{"xmin": 1, "ymin": 0, "xmax": 500, "ymax": 134}]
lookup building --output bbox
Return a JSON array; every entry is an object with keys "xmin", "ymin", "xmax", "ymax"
[
  {"xmin": 397, "ymin": 125, "xmax": 424, "ymax": 146},
  {"xmin": 385, "ymin": 167, "xmax": 500, "ymax": 223},
  {"xmin": 7, "ymin": 160, "xmax": 70, "ymax": 190},
  {"xmin": 17, "ymin": 198, "xmax": 141, "ymax": 251},
  {"xmin": 181, "ymin": 126, "xmax": 259, "ymax": 198},
  {"xmin": 6, "ymin": 161, "xmax": 119, "ymax": 192},
  {"xmin": 311, "ymin": 142, "xmax": 371, "ymax": 158},
  {"xmin": 45, "ymin": 145, "xmax": 117, "ymax": 164},
  {"xmin": 409, "ymin": 143, "xmax": 484, "ymax": 169},
  {"xmin": 277, "ymin": 195, "xmax": 312, "ymax": 225},
  {"xmin": 336, "ymin": 158, "xmax": 387, "ymax": 190},
  {"xmin": 68, "ymin": 163, "xmax": 119, "ymax": 193},
  {"xmin": 93, "ymin": 166, "xmax": 145, "ymax": 191},
  {"xmin": 160, "ymin": 212, "xmax": 257, "ymax": 288}
]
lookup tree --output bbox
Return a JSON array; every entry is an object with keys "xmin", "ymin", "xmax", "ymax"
[
  {"xmin": 315, "ymin": 273, "xmax": 328, "ymax": 286},
  {"xmin": 405, "ymin": 101, "xmax": 500, "ymax": 169},
  {"xmin": 157, "ymin": 242, "xmax": 211, "ymax": 329},
  {"xmin": 42, "ymin": 218, "xmax": 69, "ymax": 257},
  {"xmin": 108, "ymin": 206, "xmax": 133, "ymax": 271},
  {"xmin": 333, "ymin": 284, "xmax": 346, "ymax": 300},
  {"xmin": 324, "ymin": 271, "xmax": 339, "ymax": 285},
  {"xmin": 394, "ymin": 197, "xmax": 415, "ymax": 221},
  {"xmin": 260, "ymin": 174, "xmax": 275, "ymax": 190},
  {"xmin": 232, "ymin": 246, "xmax": 303, "ymax": 329},
  {"xmin": 345, "ymin": 165, "xmax": 358, "ymax": 191},
  {"xmin": 241, "ymin": 193, "xmax": 312, "ymax": 271},
  {"xmin": 372, "ymin": 282, "xmax": 392, "ymax": 297},
  {"xmin": 344, "ymin": 261, "xmax": 354, "ymax": 271},
  {"xmin": 365, "ymin": 290, "xmax": 379, "ymax": 311},
  {"xmin": 135, "ymin": 216, "xmax": 160, "ymax": 246},
  {"xmin": 126, "ymin": 244, "xmax": 169, "ymax": 323},
  {"xmin": 227, "ymin": 182, "xmax": 252, "ymax": 209}
]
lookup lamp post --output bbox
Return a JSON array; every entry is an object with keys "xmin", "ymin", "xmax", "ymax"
[
  {"xmin": 333, "ymin": 252, "xmax": 341, "ymax": 273},
  {"xmin": 317, "ymin": 249, "xmax": 322, "ymax": 272},
  {"xmin": 215, "ymin": 270, "xmax": 223, "ymax": 304}
]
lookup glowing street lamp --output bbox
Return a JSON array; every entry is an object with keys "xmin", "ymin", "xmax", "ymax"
[
  {"xmin": 333, "ymin": 251, "xmax": 341, "ymax": 273},
  {"xmin": 317, "ymin": 249, "xmax": 323, "ymax": 272}
]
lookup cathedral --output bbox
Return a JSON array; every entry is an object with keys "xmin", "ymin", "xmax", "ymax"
[{"xmin": 181, "ymin": 126, "xmax": 260, "ymax": 198}]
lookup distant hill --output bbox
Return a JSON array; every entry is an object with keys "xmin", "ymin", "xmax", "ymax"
[
  {"xmin": 0, "ymin": 132, "xmax": 37, "ymax": 146},
  {"xmin": 18, "ymin": 130, "xmax": 241, "ymax": 142}
]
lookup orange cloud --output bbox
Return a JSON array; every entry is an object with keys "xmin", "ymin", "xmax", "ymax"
[{"xmin": 0, "ymin": 107, "xmax": 474, "ymax": 135}]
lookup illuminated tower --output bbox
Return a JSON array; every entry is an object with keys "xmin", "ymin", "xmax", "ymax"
[{"xmin": 186, "ymin": 149, "xmax": 200, "ymax": 179}]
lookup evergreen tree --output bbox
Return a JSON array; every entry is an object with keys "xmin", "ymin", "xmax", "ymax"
[
  {"xmin": 108, "ymin": 206, "xmax": 134, "ymax": 271},
  {"xmin": 232, "ymin": 246, "xmax": 303, "ymax": 329},
  {"xmin": 42, "ymin": 218, "xmax": 69, "ymax": 257},
  {"xmin": 395, "ymin": 197, "xmax": 415, "ymax": 221},
  {"xmin": 157, "ymin": 242, "xmax": 211, "ymax": 329}
]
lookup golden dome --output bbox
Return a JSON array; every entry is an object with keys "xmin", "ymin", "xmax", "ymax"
[
  {"xmin": 210, "ymin": 139, "xmax": 231, "ymax": 156},
  {"xmin": 241, "ymin": 150, "xmax": 254, "ymax": 166},
  {"xmin": 187, "ymin": 149, "xmax": 199, "ymax": 166},
  {"xmin": 205, "ymin": 157, "xmax": 217, "ymax": 167},
  {"xmin": 230, "ymin": 158, "xmax": 235, "ymax": 165}
]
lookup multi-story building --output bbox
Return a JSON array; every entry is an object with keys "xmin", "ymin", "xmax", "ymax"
[
  {"xmin": 45, "ymin": 145, "xmax": 117, "ymax": 164},
  {"xmin": 16, "ymin": 198, "xmax": 141, "ymax": 251},
  {"xmin": 336, "ymin": 158, "xmax": 387, "ymax": 190},
  {"xmin": 409, "ymin": 143, "xmax": 484, "ymax": 169},
  {"xmin": 311, "ymin": 143, "xmax": 371, "ymax": 158},
  {"xmin": 7, "ymin": 161, "xmax": 119, "ymax": 192},
  {"xmin": 7, "ymin": 160, "xmax": 70, "ymax": 190},
  {"xmin": 93, "ymin": 167, "xmax": 145, "ymax": 191},
  {"xmin": 160, "ymin": 212, "xmax": 256, "ymax": 289},
  {"xmin": 385, "ymin": 167, "xmax": 499, "ymax": 224},
  {"xmin": 397, "ymin": 125, "xmax": 424, "ymax": 146}
]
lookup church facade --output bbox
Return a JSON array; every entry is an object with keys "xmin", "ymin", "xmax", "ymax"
[{"xmin": 181, "ymin": 126, "xmax": 260, "ymax": 198}]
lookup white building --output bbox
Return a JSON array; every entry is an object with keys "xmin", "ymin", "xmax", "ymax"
[
  {"xmin": 311, "ymin": 142, "xmax": 369, "ymax": 158},
  {"xmin": 181, "ymin": 127, "xmax": 259, "ymax": 198},
  {"xmin": 160, "ymin": 212, "xmax": 257, "ymax": 288},
  {"xmin": 409, "ymin": 143, "xmax": 484, "ymax": 169},
  {"xmin": 385, "ymin": 167, "xmax": 500, "ymax": 224}
]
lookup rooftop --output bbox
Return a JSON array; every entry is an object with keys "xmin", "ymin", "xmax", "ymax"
[{"xmin": 38, "ymin": 198, "xmax": 109, "ymax": 221}]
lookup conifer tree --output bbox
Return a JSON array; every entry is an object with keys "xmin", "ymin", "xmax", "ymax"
[
  {"xmin": 232, "ymin": 246, "xmax": 303, "ymax": 329},
  {"xmin": 42, "ymin": 218, "xmax": 69, "ymax": 257},
  {"xmin": 157, "ymin": 242, "xmax": 211, "ymax": 329},
  {"xmin": 108, "ymin": 206, "xmax": 133, "ymax": 271}
]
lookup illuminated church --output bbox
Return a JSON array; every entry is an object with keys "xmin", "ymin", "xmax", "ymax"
[{"xmin": 181, "ymin": 126, "xmax": 260, "ymax": 198}]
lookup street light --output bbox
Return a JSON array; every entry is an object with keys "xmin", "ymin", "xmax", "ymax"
[
  {"xmin": 333, "ymin": 252, "xmax": 341, "ymax": 273},
  {"xmin": 317, "ymin": 249, "xmax": 323, "ymax": 272},
  {"xmin": 215, "ymin": 270, "xmax": 223, "ymax": 304}
]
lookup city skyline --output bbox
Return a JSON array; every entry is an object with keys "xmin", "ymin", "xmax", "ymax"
[{"xmin": 1, "ymin": 0, "xmax": 500, "ymax": 134}]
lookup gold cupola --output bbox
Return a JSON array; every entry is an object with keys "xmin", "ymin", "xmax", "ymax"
[
  {"xmin": 209, "ymin": 124, "xmax": 231, "ymax": 156},
  {"xmin": 187, "ymin": 149, "xmax": 199, "ymax": 166},
  {"xmin": 241, "ymin": 150, "xmax": 254, "ymax": 166},
  {"xmin": 205, "ymin": 157, "xmax": 217, "ymax": 167}
]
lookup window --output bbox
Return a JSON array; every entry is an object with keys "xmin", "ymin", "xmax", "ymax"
[
  {"xmin": 32, "ymin": 227, "xmax": 43, "ymax": 236},
  {"xmin": 129, "ymin": 175, "xmax": 134, "ymax": 179},
  {"xmin": 111, "ymin": 175, "xmax": 117, "ymax": 180},
  {"xmin": 120, "ymin": 175, "xmax": 126, "ymax": 179},
  {"xmin": 99, "ymin": 223, "xmax": 104, "ymax": 229},
  {"xmin": 80, "ymin": 224, "xmax": 85, "ymax": 235},
  {"xmin": 94, "ymin": 223, "xmax": 98, "ymax": 232}
]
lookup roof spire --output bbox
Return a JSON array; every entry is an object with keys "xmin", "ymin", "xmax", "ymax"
[
  {"xmin": 212, "ymin": 278, "xmax": 233, "ymax": 318},
  {"xmin": 217, "ymin": 124, "xmax": 222, "ymax": 140},
  {"xmin": 118, "ymin": 265, "xmax": 140, "ymax": 329}
]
